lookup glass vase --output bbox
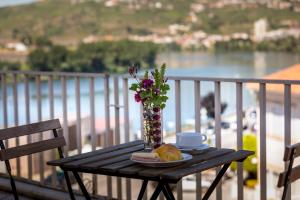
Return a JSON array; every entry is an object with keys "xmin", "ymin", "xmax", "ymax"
[{"xmin": 143, "ymin": 107, "xmax": 162, "ymax": 150}]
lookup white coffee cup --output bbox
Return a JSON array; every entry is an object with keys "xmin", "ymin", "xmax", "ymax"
[{"xmin": 176, "ymin": 132, "xmax": 207, "ymax": 148}]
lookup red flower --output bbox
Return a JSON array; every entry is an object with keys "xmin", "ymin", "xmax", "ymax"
[
  {"xmin": 153, "ymin": 107, "xmax": 160, "ymax": 112},
  {"xmin": 134, "ymin": 92, "xmax": 141, "ymax": 102},
  {"xmin": 153, "ymin": 114, "xmax": 160, "ymax": 120}
]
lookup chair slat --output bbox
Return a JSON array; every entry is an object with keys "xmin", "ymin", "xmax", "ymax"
[
  {"xmin": 0, "ymin": 136, "xmax": 66, "ymax": 161},
  {"xmin": 284, "ymin": 144, "xmax": 300, "ymax": 161},
  {"xmin": 0, "ymin": 119, "xmax": 61, "ymax": 140},
  {"xmin": 278, "ymin": 165, "xmax": 300, "ymax": 187}
]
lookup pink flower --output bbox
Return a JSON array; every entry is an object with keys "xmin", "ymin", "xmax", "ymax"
[
  {"xmin": 142, "ymin": 79, "xmax": 154, "ymax": 89},
  {"xmin": 134, "ymin": 92, "xmax": 141, "ymax": 102}
]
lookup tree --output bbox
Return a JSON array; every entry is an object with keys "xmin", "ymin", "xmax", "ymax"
[
  {"xmin": 48, "ymin": 45, "xmax": 68, "ymax": 70},
  {"xmin": 35, "ymin": 36, "xmax": 53, "ymax": 48},
  {"xmin": 27, "ymin": 49, "xmax": 49, "ymax": 71},
  {"xmin": 201, "ymin": 92, "xmax": 227, "ymax": 118}
]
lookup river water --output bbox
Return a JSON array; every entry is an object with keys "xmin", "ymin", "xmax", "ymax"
[{"xmin": 1, "ymin": 51, "xmax": 300, "ymax": 136}]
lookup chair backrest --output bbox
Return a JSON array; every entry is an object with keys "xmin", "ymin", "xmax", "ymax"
[
  {"xmin": 278, "ymin": 142, "xmax": 300, "ymax": 200},
  {"xmin": 0, "ymin": 119, "xmax": 66, "ymax": 161}
]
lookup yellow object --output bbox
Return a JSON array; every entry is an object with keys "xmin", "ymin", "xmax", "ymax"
[{"xmin": 153, "ymin": 144, "xmax": 183, "ymax": 161}]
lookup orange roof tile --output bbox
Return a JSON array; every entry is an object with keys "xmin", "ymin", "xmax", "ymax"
[{"xmin": 247, "ymin": 64, "xmax": 300, "ymax": 95}]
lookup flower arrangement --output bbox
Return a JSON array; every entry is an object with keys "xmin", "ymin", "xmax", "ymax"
[{"xmin": 129, "ymin": 64, "xmax": 170, "ymax": 149}]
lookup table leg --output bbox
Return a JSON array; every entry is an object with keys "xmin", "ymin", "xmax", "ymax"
[
  {"xmin": 137, "ymin": 180, "xmax": 148, "ymax": 200},
  {"xmin": 72, "ymin": 171, "xmax": 92, "ymax": 200},
  {"xmin": 150, "ymin": 182, "xmax": 164, "ymax": 200},
  {"xmin": 202, "ymin": 163, "xmax": 231, "ymax": 200},
  {"xmin": 162, "ymin": 183, "xmax": 175, "ymax": 200},
  {"xmin": 63, "ymin": 170, "xmax": 76, "ymax": 200}
]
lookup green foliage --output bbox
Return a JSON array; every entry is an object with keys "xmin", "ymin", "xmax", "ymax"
[
  {"xmin": 215, "ymin": 39, "xmax": 255, "ymax": 51},
  {"xmin": 257, "ymin": 37, "xmax": 300, "ymax": 52},
  {"xmin": 0, "ymin": 61, "xmax": 20, "ymax": 71},
  {"xmin": 27, "ymin": 40, "xmax": 159, "ymax": 72},
  {"xmin": 129, "ymin": 64, "xmax": 170, "ymax": 110},
  {"xmin": 215, "ymin": 37, "xmax": 300, "ymax": 53}
]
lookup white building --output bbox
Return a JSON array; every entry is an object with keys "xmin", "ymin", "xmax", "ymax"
[{"xmin": 253, "ymin": 18, "xmax": 268, "ymax": 42}]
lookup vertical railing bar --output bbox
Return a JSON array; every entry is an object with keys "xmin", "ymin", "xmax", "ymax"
[
  {"xmin": 89, "ymin": 77, "xmax": 98, "ymax": 195},
  {"xmin": 236, "ymin": 82, "xmax": 243, "ymax": 200},
  {"xmin": 75, "ymin": 76, "xmax": 82, "ymax": 154},
  {"xmin": 48, "ymin": 75, "xmax": 57, "ymax": 187},
  {"xmin": 175, "ymin": 80, "xmax": 182, "ymax": 200},
  {"xmin": 61, "ymin": 76, "xmax": 69, "ymax": 156},
  {"xmin": 104, "ymin": 74, "xmax": 112, "ymax": 199},
  {"xmin": 36, "ymin": 75, "xmax": 44, "ymax": 182},
  {"xmin": 194, "ymin": 80, "xmax": 202, "ymax": 200},
  {"xmin": 1, "ymin": 74, "xmax": 8, "ymax": 147},
  {"xmin": 259, "ymin": 83, "xmax": 267, "ymax": 200},
  {"xmin": 284, "ymin": 84, "xmax": 291, "ymax": 200},
  {"xmin": 114, "ymin": 77, "xmax": 122, "ymax": 200},
  {"xmin": 140, "ymin": 103, "xmax": 147, "ymax": 200},
  {"xmin": 123, "ymin": 78, "xmax": 132, "ymax": 200},
  {"xmin": 24, "ymin": 74, "xmax": 32, "ymax": 180},
  {"xmin": 214, "ymin": 81, "xmax": 222, "ymax": 200},
  {"xmin": 13, "ymin": 74, "xmax": 21, "ymax": 177}
]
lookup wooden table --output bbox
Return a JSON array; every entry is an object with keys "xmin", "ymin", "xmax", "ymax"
[{"xmin": 48, "ymin": 140, "xmax": 253, "ymax": 200}]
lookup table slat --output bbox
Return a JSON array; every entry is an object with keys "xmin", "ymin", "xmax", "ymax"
[
  {"xmin": 162, "ymin": 150, "xmax": 253, "ymax": 181},
  {"xmin": 47, "ymin": 140, "xmax": 143, "ymax": 166},
  {"xmin": 138, "ymin": 148, "xmax": 232, "ymax": 178},
  {"xmin": 81, "ymin": 154, "xmax": 132, "ymax": 170},
  {"xmin": 101, "ymin": 160, "xmax": 136, "ymax": 173},
  {"xmin": 61, "ymin": 144, "xmax": 144, "ymax": 168}
]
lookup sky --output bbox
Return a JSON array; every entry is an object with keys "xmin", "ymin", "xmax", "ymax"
[{"xmin": 0, "ymin": 0, "xmax": 36, "ymax": 8}]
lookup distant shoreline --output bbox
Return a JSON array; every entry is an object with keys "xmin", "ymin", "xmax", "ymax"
[{"xmin": 0, "ymin": 0, "xmax": 36, "ymax": 8}]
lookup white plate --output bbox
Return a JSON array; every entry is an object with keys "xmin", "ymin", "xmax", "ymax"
[{"xmin": 131, "ymin": 153, "xmax": 193, "ymax": 168}]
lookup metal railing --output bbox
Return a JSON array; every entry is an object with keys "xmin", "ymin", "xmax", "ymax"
[{"xmin": 1, "ymin": 70, "xmax": 300, "ymax": 200}]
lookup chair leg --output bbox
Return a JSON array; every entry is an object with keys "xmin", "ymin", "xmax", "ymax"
[
  {"xmin": 282, "ymin": 184, "xmax": 289, "ymax": 200},
  {"xmin": 63, "ymin": 170, "xmax": 76, "ymax": 200},
  {"xmin": 72, "ymin": 171, "xmax": 92, "ymax": 200},
  {"xmin": 4, "ymin": 159, "xmax": 19, "ymax": 200},
  {"xmin": 8, "ymin": 172, "xmax": 19, "ymax": 200}
]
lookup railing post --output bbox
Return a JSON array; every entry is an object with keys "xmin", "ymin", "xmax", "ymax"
[
  {"xmin": 284, "ymin": 84, "xmax": 291, "ymax": 200},
  {"xmin": 175, "ymin": 80, "xmax": 182, "ymax": 200},
  {"xmin": 259, "ymin": 83, "xmax": 267, "ymax": 200},
  {"xmin": 214, "ymin": 81, "xmax": 222, "ymax": 200},
  {"xmin": 75, "ymin": 76, "xmax": 82, "ymax": 154},
  {"xmin": 12, "ymin": 74, "xmax": 21, "ymax": 177},
  {"xmin": 236, "ymin": 82, "xmax": 243, "ymax": 200},
  {"xmin": 194, "ymin": 80, "xmax": 202, "ymax": 200},
  {"xmin": 123, "ymin": 77, "xmax": 132, "ymax": 200},
  {"xmin": 24, "ymin": 74, "xmax": 32, "ymax": 180},
  {"xmin": 48, "ymin": 75, "xmax": 57, "ymax": 187},
  {"xmin": 104, "ymin": 74, "xmax": 112, "ymax": 199},
  {"xmin": 113, "ymin": 77, "xmax": 122, "ymax": 200},
  {"xmin": 61, "ymin": 76, "xmax": 69, "ymax": 155},
  {"xmin": 89, "ymin": 77, "xmax": 98, "ymax": 195},
  {"xmin": 36, "ymin": 75, "xmax": 44, "ymax": 182},
  {"xmin": 1, "ymin": 73, "xmax": 8, "ymax": 147}
]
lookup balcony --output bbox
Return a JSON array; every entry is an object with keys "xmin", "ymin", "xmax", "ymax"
[{"xmin": 0, "ymin": 70, "xmax": 299, "ymax": 200}]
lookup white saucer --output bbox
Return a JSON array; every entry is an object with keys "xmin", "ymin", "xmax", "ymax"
[{"xmin": 175, "ymin": 143, "xmax": 210, "ymax": 151}]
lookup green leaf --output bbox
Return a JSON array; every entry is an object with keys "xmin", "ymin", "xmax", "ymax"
[{"xmin": 129, "ymin": 83, "xmax": 139, "ymax": 91}]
